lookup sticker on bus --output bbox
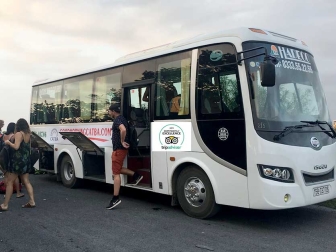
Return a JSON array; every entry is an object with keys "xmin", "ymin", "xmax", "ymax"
[{"xmin": 151, "ymin": 122, "xmax": 191, "ymax": 151}]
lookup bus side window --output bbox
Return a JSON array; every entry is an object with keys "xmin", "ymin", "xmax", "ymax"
[
  {"xmin": 197, "ymin": 43, "xmax": 243, "ymax": 119},
  {"xmin": 154, "ymin": 51, "xmax": 192, "ymax": 120},
  {"xmin": 93, "ymin": 69, "xmax": 122, "ymax": 122}
]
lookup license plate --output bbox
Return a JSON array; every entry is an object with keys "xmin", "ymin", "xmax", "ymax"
[{"xmin": 313, "ymin": 185, "xmax": 330, "ymax": 197}]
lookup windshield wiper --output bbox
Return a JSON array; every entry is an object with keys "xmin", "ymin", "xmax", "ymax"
[
  {"xmin": 273, "ymin": 124, "xmax": 314, "ymax": 141},
  {"xmin": 300, "ymin": 120, "xmax": 336, "ymax": 138}
]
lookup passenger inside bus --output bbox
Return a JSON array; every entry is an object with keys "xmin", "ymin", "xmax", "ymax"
[
  {"xmin": 142, "ymin": 87, "xmax": 149, "ymax": 102},
  {"xmin": 169, "ymin": 94, "xmax": 181, "ymax": 115}
]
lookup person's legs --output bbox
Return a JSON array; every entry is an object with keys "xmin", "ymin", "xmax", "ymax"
[
  {"xmin": 15, "ymin": 177, "xmax": 24, "ymax": 198},
  {"xmin": 118, "ymin": 150, "xmax": 143, "ymax": 185},
  {"xmin": 120, "ymin": 167, "xmax": 143, "ymax": 185},
  {"xmin": 106, "ymin": 150, "xmax": 126, "ymax": 210},
  {"xmin": 113, "ymin": 174, "xmax": 121, "ymax": 197},
  {"xmin": 20, "ymin": 173, "xmax": 35, "ymax": 207},
  {"xmin": 1, "ymin": 172, "xmax": 18, "ymax": 210}
]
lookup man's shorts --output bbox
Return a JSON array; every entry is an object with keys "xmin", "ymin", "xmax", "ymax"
[{"xmin": 112, "ymin": 149, "xmax": 128, "ymax": 175}]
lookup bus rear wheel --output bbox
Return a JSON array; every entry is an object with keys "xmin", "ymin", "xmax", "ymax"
[
  {"xmin": 60, "ymin": 155, "xmax": 80, "ymax": 188},
  {"xmin": 177, "ymin": 166, "xmax": 220, "ymax": 219}
]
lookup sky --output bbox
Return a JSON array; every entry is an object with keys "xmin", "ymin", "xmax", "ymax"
[{"xmin": 0, "ymin": 0, "xmax": 335, "ymax": 130}]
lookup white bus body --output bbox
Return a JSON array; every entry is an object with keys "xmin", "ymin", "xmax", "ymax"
[{"xmin": 30, "ymin": 27, "xmax": 336, "ymax": 218}]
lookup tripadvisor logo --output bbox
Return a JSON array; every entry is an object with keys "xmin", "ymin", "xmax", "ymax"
[{"xmin": 159, "ymin": 124, "xmax": 184, "ymax": 150}]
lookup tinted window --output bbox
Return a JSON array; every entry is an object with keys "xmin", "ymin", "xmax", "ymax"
[
  {"xmin": 196, "ymin": 43, "xmax": 243, "ymax": 119},
  {"xmin": 93, "ymin": 68, "xmax": 122, "ymax": 122},
  {"xmin": 154, "ymin": 51, "xmax": 192, "ymax": 119},
  {"xmin": 33, "ymin": 81, "xmax": 63, "ymax": 124},
  {"xmin": 122, "ymin": 59, "xmax": 155, "ymax": 84},
  {"xmin": 63, "ymin": 74, "xmax": 94, "ymax": 123},
  {"xmin": 30, "ymin": 86, "xmax": 39, "ymax": 124}
]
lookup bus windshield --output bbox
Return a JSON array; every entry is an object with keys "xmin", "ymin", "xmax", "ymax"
[{"xmin": 242, "ymin": 41, "xmax": 330, "ymax": 131}]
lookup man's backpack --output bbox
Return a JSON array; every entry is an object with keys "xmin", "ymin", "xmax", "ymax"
[{"xmin": 127, "ymin": 121, "xmax": 139, "ymax": 149}]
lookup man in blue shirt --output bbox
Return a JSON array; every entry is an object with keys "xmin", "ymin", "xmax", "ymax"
[{"xmin": 106, "ymin": 103, "xmax": 143, "ymax": 210}]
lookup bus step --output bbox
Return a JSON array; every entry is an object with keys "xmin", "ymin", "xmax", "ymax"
[{"xmin": 84, "ymin": 175, "xmax": 106, "ymax": 182}]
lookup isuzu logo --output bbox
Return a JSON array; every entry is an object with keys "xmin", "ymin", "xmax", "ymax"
[
  {"xmin": 310, "ymin": 137, "xmax": 320, "ymax": 148},
  {"xmin": 314, "ymin": 164, "xmax": 327, "ymax": 170}
]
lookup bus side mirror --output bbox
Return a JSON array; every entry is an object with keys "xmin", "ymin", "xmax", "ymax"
[{"xmin": 260, "ymin": 57, "xmax": 277, "ymax": 87}]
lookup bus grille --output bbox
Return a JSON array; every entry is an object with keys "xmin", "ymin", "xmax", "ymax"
[{"xmin": 302, "ymin": 168, "xmax": 334, "ymax": 185}]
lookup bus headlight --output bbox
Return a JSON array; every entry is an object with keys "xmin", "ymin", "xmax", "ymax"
[{"xmin": 258, "ymin": 165, "xmax": 295, "ymax": 183}]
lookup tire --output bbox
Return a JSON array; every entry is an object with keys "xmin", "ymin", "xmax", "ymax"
[
  {"xmin": 177, "ymin": 166, "xmax": 220, "ymax": 219},
  {"xmin": 60, "ymin": 155, "xmax": 81, "ymax": 188}
]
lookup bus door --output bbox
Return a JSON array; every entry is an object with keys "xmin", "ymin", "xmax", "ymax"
[
  {"xmin": 31, "ymin": 132, "xmax": 54, "ymax": 172},
  {"xmin": 59, "ymin": 132, "xmax": 105, "ymax": 182},
  {"xmin": 122, "ymin": 83, "xmax": 152, "ymax": 188}
]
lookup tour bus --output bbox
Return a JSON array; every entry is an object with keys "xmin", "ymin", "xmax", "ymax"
[{"xmin": 30, "ymin": 27, "xmax": 336, "ymax": 219}]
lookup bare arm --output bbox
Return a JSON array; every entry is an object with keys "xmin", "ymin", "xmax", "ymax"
[
  {"xmin": 142, "ymin": 87, "xmax": 149, "ymax": 102},
  {"xmin": 119, "ymin": 124, "xmax": 127, "ymax": 143},
  {"xmin": 119, "ymin": 124, "xmax": 129, "ymax": 148},
  {"xmin": 5, "ymin": 132, "xmax": 23, "ymax": 150}
]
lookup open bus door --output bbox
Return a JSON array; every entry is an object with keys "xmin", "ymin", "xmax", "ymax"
[
  {"xmin": 31, "ymin": 132, "xmax": 54, "ymax": 172},
  {"xmin": 59, "ymin": 132, "xmax": 106, "ymax": 182},
  {"xmin": 123, "ymin": 84, "xmax": 152, "ymax": 189}
]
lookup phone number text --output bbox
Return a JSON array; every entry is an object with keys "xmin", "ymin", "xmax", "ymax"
[{"xmin": 275, "ymin": 60, "xmax": 313, "ymax": 73}]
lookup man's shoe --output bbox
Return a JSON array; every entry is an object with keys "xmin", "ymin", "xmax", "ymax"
[{"xmin": 106, "ymin": 198, "xmax": 121, "ymax": 210}]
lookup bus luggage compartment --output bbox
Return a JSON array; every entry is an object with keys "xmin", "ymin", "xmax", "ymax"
[
  {"xmin": 59, "ymin": 132, "xmax": 106, "ymax": 182},
  {"xmin": 31, "ymin": 132, "xmax": 54, "ymax": 171}
]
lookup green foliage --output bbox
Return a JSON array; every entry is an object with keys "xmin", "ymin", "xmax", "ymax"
[{"xmin": 219, "ymin": 75, "xmax": 238, "ymax": 111}]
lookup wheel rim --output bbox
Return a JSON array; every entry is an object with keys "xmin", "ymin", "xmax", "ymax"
[
  {"xmin": 184, "ymin": 177, "xmax": 206, "ymax": 207},
  {"xmin": 64, "ymin": 162, "xmax": 74, "ymax": 181}
]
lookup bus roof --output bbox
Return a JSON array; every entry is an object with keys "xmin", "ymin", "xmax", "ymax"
[{"xmin": 33, "ymin": 27, "xmax": 312, "ymax": 86}]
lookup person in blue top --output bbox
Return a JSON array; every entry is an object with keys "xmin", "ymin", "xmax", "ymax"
[{"xmin": 106, "ymin": 103, "xmax": 143, "ymax": 210}]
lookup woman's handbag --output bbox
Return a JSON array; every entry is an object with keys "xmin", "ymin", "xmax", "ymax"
[
  {"xmin": 0, "ymin": 136, "xmax": 14, "ymax": 172},
  {"xmin": 0, "ymin": 144, "xmax": 12, "ymax": 173}
]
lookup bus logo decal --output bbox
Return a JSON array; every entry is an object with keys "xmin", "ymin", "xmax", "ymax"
[
  {"xmin": 50, "ymin": 128, "xmax": 59, "ymax": 141},
  {"xmin": 165, "ymin": 136, "xmax": 179, "ymax": 144},
  {"xmin": 218, "ymin": 127, "xmax": 229, "ymax": 141},
  {"xmin": 270, "ymin": 45, "xmax": 279, "ymax": 57},
  {"xmin": 310, "ymin": 137, "xmax": 320, "ymax": 149},
  {"xmin": 314, "ymin": 164, "xmax": 327, "ymax": 170},
  {"xmin": 210, "ymin": 50, "xmax": 223, "ymax": 61},
  {"xmin": 159, "ymin": 124, "xmax": 184, "ymax": 150},
  {"xmin": 152, "ymin": 122, "xmax": 191, "ymax": 152}
]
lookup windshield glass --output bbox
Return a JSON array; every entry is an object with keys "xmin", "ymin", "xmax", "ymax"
[{"xmin": 242, "ymin": 42, "xmax": 330, "ymax": 131}]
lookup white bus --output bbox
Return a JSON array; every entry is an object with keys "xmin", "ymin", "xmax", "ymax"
[{"xmin": 30, "ymin": 27, "xmax": 336, "ymax": 219}]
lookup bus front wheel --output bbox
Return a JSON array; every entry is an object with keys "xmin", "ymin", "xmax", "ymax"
[
  {"xmin": 60, "ymin": 155, "xmax": 80, "ymax": 188},
  {"xmin": 177, "ymin": 166, "xmax": 220, "ymax": 219}
]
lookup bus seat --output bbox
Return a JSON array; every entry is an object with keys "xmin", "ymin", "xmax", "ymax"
[
  {"xmin": 134, "ymin": 108, "xmax": 146, "ymax": 128},
  {"xmin": 202, "ymin": 89, "xmax": 222, "ymax": 114},
  {"xmin": 132, "ymin": 108, "xmax": 146, "ymax": 128}
]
